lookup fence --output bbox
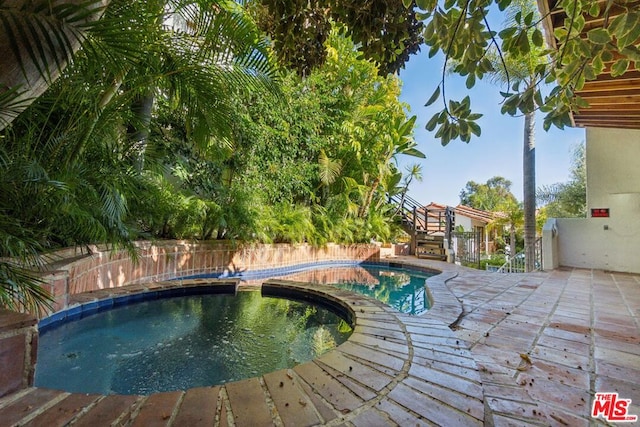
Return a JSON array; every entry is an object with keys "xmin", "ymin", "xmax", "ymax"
[
  {"xmin": 451, "ymin": 231, "xmax": 482, "ymax": 268},
  {"xmin": 493, "ymin": 237, "xmax": 543, "ymax": 273}
]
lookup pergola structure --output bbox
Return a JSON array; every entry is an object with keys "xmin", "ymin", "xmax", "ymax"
[{"xmin": 537, "ymin": 0, "xmax": 640, "ymax": 129}]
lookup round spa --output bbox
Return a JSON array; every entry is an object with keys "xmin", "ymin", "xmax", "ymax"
[{"xmin": 35, "ymin": 285, "xmax": 353, "ymax": 395}]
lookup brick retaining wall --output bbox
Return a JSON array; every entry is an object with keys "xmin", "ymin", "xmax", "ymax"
[
  {"xmin": 0, "ymin": 310, "xmax": 38, "ymax": 397},
  {"xmin": 39, "ymin": 241, "xmax": 380, "ymax": 314}
]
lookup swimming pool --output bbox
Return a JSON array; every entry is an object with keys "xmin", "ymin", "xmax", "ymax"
[
  {"xmin": 35, "ymin": 262, "xmax": 434, "ymax": 396},
  {"xmin": 186, "ymin": 262, "xmax": 435, "ymax": 316},
  {"xmin": 278, "ymin": 264, "xmax": 433, "ymax": 315},
  {"xmin": 35, "ymin": 289, "xmax": 352, "ymax": 395}
]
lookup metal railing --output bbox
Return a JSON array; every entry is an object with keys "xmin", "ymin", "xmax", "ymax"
[
  {"xmin": 388, "ymin": 194, "xmax": 454, "ymax": 237},
  {"xmin": 452, "ymin": 231, "xmax": 482, "ymax": 268},
  {"xmin": 493, "ymin": 237, "xmax": 543, "ymax": 273}
]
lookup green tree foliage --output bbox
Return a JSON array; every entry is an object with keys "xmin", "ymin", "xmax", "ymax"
[
  {"xmin": 460, "ymin": 176, "xmax": 527, "ymax": 258},
  {"xmin": 538, "ymin": 142, "xmax": 586, "ymax": 217},
  {"xmin": 460, "ymin": 176, "xmax": 523, "ymax": 256},
  {"xmin": 492, "ymin": 198, "xmax": 524, "ymax": 258},
  {"xmin": 0, "ymin": 15, "xmax": 422, "ymax": 310},
  {"xmin": 459, "ymin": 176, "xmax": 517, "ymax": 210},
  {"xmin": 419, "ymin": 0, "xmax": 640, "ymax": 144},
  {"xmin": 219, "ymin": 29, "xmax": 424, "ymax": 242},
  {"xmin": 247, "ymin": 0, "xmax": 424, "ymax": 75}
]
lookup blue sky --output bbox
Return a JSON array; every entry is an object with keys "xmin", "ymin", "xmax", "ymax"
[{"xmin": 397, "ymin": 48, "xmax": 585, "ymax": 207}]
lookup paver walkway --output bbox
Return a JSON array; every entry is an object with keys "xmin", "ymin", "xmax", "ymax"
[
  {"xmin": 1, "ymin": 260, "xmax": 638, "ymax": 426},
  {"xmin": 399, "ymin": 258, "xmax": 640, "ymax": 426}
]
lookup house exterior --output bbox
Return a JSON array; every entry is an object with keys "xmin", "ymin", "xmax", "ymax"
[
  {"xmin": 543, "ymin": 128, "xmax": 640, "ymax": 273},
  {"xmin": 537, "ymin": 1, "xmax": 640, "ymax": 274},
  {"xmin": 426, "ymin": 203, "xmax": 503, "ymax": 255}
]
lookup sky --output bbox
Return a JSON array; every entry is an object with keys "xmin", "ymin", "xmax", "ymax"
[{"xmin": 396, "ymin": 48, "xmax": 586, "ymax": 207}]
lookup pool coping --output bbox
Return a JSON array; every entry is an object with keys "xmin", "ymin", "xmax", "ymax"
[{"xmin": 1, "ymin": 262, "xmax": 484, "ymax": 425}]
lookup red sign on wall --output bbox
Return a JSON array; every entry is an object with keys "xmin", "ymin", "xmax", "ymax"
[{"xmin": 591, "ymin": 208, "xmax": 610, "ymax": 218}]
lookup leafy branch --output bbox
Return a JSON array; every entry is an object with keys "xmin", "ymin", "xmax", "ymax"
[{"xmin": 415, "ymin": 0, "xmax": 640, "ymax": 144}]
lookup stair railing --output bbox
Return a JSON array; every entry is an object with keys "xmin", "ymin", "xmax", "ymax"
[{"xmin": 494, "ymin": 237, "xmax": 543, "ymax": 273}]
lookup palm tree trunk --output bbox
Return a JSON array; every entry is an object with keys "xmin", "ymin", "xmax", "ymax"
[
  {"xmin": 523, "ymin": 110, "xmax": 536, "ymax": 272},
  {"xmin": 127, "ymin": 90, "xmax": 155, "ymax": 170},
  {"xmin": 509, "ymin": 224, "xmax": 516, "ymax": 260}
]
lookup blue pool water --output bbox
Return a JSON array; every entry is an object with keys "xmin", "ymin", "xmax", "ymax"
[
  {"xmin": 36, "ymin": 291, "xmax": 351, "ymax": 395},
  {"xmin": 276, "ymin": 264, "xmax": 433, "ymax": 316},
  {"xmin": 35, "ymin": 263, "xmax": 433, "ymax": 395},
  {"xmin": 188, "ymin": 263, "xmax": 434, "ymax": 316}
]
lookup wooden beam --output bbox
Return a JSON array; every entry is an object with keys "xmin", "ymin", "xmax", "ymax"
[
  {"xmin": 539, "ymin": 0, "xmax": 640, "ymax": 130},
  {"xmin": 575, "ymin": 109, "xmax": 640, "ymax": 117},
  {"xmin": 577, "ymin": 87, "xmax": 640, "ymax": 98},
  {"xmin": 574, "ymin": 119, "xmax": 640, "ymax": 129},
  {"xmin": 575, "ymin": 94, "xmax": 640, "ymax": 105}
]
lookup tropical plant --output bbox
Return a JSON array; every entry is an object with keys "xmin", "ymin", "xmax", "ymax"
[
  {"xmin": 0, "ymin": 0, "xmax": 106, "ymax": 129},
  {"xmin": 538, "ymin": 142, "xmax": 586, "ymax": 218},
  {"xmin": 0, "ymin": 10, "xmax": 425, "ymax": 312},
  {"xmin": 0, "ymin": 204, "xmax": 52, "ymax": 313},
  {"xmin": 0, "ymin": 0, "xmax": 279, "ymax": 311}
]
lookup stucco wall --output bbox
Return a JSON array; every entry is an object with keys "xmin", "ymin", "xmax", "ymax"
[
  {"xmin": 555, "ymin": 218, "xmax": 640, "ymax": 273},
  {"xmin": 550, "ymin": 127, "xmax": 640, "ymax": 273},
  {"xmin": 456, "ymin": 215, "xmax": 473, "ymax": 231},
  {"xmin": 586, "ymin": 127, "xmax": 640, "ymax": 206}
]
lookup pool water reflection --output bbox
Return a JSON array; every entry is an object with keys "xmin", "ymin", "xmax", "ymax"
[
  {"xmin": 278, "ymin": 265, "xmax": 433, "ymax": 316},
  {"xmin": 36, "ymin": 291, "xmax": 351, "ymax": 395}
]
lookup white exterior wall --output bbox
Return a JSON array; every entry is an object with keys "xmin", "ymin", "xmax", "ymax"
[
  {"xmin": 542, "ymin": 218, "xmax": 559, "ymax": 270},
  {"xmin": 456, "ymin": 215, "xmax": 473, "ymax": 231},
  {"xmin": 455, "ymin": 215, "xmax": 486, "ymax": 232},
  {"xmin": 550, "ymin": 127, "xmax": 640, "ymax": 273},
  {"xmin": 586, "ymin": 127, "xmax": 640, "ymax": 205},
  {"xmin": 556, "ymin": 218, "xmax": 640, "ymax": 273}
]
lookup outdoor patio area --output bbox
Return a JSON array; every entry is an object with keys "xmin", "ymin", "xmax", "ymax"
[
  {"xmin": 413, "ymin": 258, "xmax": 640, "ymax": 426},
  {"xmin": 1, "ymin": 259, "xmax": 638, "ymax": 426}
]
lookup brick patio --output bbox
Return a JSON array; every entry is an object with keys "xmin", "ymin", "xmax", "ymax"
[{"xmin": 1, "ymin": 259, "xmax": 638, "ymax": 426}]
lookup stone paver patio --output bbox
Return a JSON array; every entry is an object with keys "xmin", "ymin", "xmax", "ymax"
[{"xmin": 1, "ymin": 258, "xmax": 638, "ymax": 426}]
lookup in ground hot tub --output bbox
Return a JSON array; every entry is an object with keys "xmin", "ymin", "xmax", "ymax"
[{"xmin": 35, "ymin": 283, "xmax": 352, "ymax": 395}]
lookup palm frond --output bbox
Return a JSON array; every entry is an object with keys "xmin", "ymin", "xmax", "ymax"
[
  {"xmin": 0, "ymin": 0, "xmax": 107, "ymax": 76},
  {"xmin": 0, "ymin": 261, "xmax": 52, "ymax": 314},
  {"xmin": 0, "ymin": 85, "xmax": 32, "ymax": 128},
  {"xmin": 318, "ymin": 149, "xmax": 342, "ymax": 186}
]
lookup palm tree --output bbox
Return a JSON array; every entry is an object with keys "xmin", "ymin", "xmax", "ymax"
[
  {"xmin": 0, "ymin": 0, "xmax": 278, "ymax": 312},
  {"xmin": 485, "ymin": 0, "xmax": 544, "ymax": 272},
  {"xmin": 0, "ymin": 0, "xmax": 108, "ymax": 130}
]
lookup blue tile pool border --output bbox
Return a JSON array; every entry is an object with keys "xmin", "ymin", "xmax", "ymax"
[
  {"xmin": 176, "ymin": 260, "xmax": 438, "ymax": 281},
  {"xmin": 38, "ymin": 282, "xmax": 237, "ymax": 334},
  {"xmin": 38, "ymin": 261, "xmax": 438, "ymax": 334}
]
